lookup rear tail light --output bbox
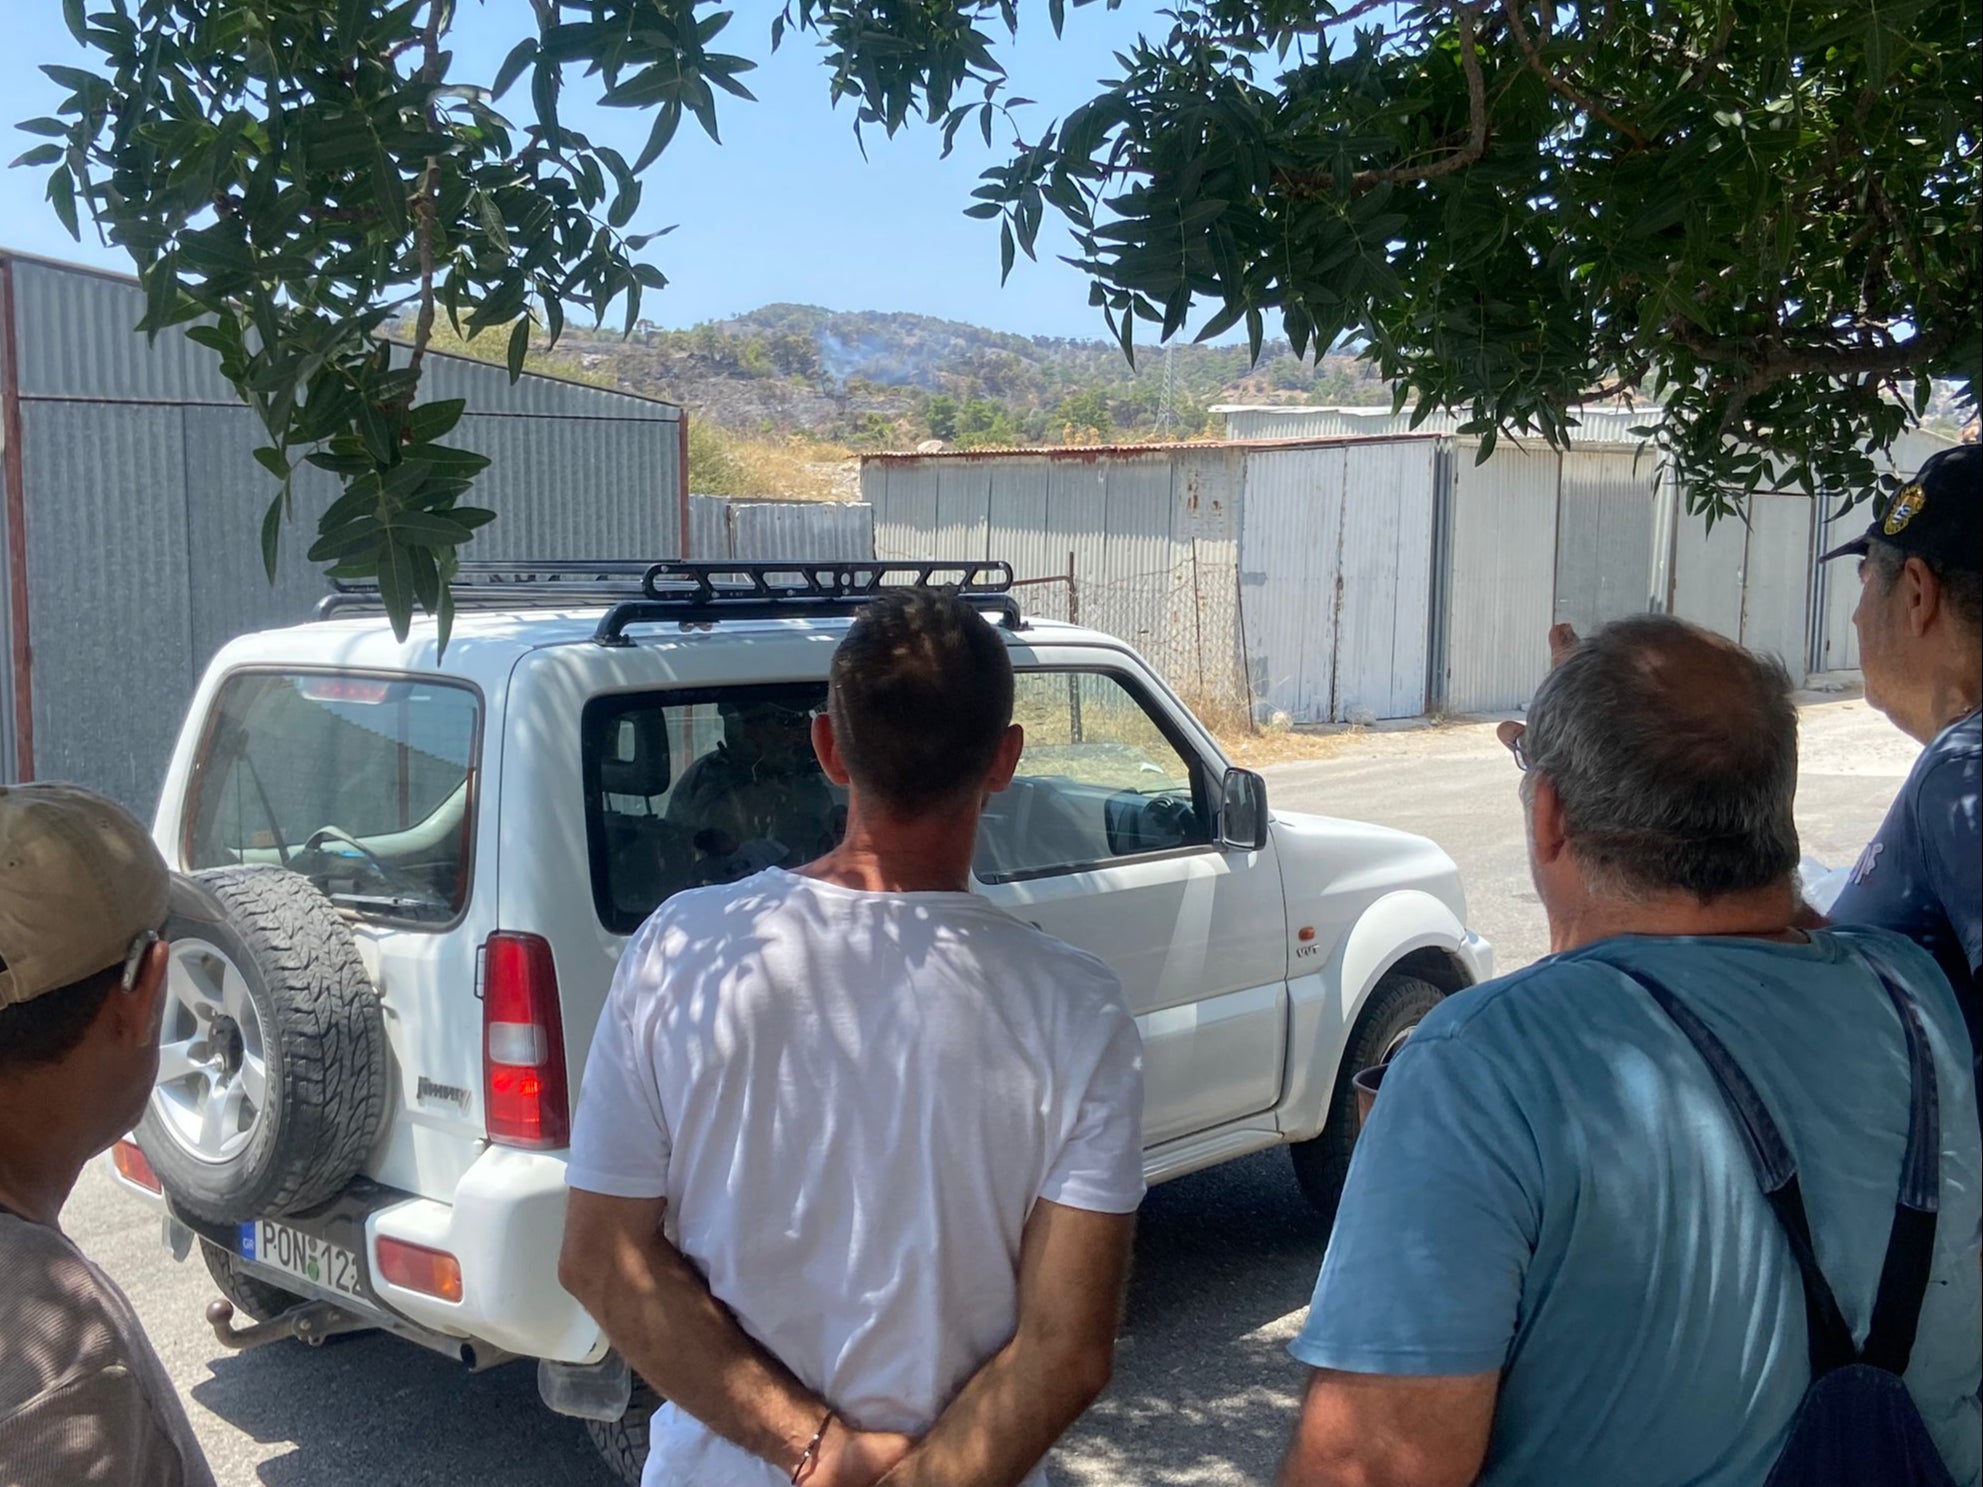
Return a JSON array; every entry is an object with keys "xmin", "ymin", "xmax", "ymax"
[
  {"xmin": 375, "ymin": 1237, "xmax": 463, "ymax": 1303},
  {"xmin": 112, "ymin": 1138, "xmax": 162, "ymax": 1194},
  {"xmin": 482, "ymin": 932, "xmax": 570, "ymax": 1149}
]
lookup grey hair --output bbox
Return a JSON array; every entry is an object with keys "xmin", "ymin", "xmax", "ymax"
[
  {"xmin": 1524, "ymin": 614, "xmax": 1800, "ymax": 901},
  {"xmin": 1864, "ymin": 538, "xmax": 1983, "ymax": 638}
]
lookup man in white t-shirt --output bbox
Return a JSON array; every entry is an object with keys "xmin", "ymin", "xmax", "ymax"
[{"xmin": 559, "ymin": 587, "xmax": 1146, "ymax": 1487}]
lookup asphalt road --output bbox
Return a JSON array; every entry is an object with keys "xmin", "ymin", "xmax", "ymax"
[{"xmin": 57, "ymin": 695, "xmax": 1917, "ymax": 1487}]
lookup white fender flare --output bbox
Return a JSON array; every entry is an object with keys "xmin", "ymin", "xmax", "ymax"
[{"xmin": 1278, "ymin": 889, "xmax": 1475, "ymax": 1142}]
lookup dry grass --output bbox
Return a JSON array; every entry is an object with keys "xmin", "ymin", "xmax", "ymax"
[
  {"xmin": 691, "ymin": 425, "xmax": 859, "ymax": 501},
  {"xmin": 1214, "ymin": 726, "xmax": 1356, "ymax": 767},
  {"xmin": 1169, "ymin": 689, "xmax": 1357, "ymax": 767}
]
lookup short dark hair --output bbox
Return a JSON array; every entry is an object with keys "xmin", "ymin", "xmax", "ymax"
[
  {"xmin": 1865, "ymin": 538, "xmax": 1983, "ymax": 638},
  {"xmin": 828, "ymin": 588, "xmax": 1014, "ymax": 813},
  {"xmin": 1525, "ymin": 614, "xmax": 1800, "ymax": 900},
  {"xmin": 0, "ymin": 964, "xmax": 120, "ymax": 1074}
]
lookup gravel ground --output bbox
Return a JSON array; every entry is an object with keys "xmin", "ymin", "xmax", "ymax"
[{"xmin": 57, "ymin": 694, "xmax": 1914, "ymax": 1487}]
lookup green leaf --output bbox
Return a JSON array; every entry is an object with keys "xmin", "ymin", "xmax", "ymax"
[
  {"xmin": 435, "ymin": 584, "xmax": 456, "ymax": 657},
  {"xmin": 251, "ymin": 445, "xmax": 289, "ymax": 479},
  {"xmin": 47, "ymin": 168, "xmax": 78, "ymax": 240},
  {"xmin": 608, "ymin": 180, "xmax": 642, "ymax": 230},
  {"xmin": 307, "ymin": 515, "xmax": 385, "ymax": 563},
  {"xmin": 492, "ymin": 37, "xmax": 537, "ymax": 99},
  {"xmin": 356, "ymin": 401, "xmax": 396, "ymax": 464},
  {"xmin": 10, "ymin": 144, "xmax": 63, "ymax": 168},
  {"xmin": 634, "ymin": 102, "xmax": 681, "ymax": 172},
  {"xmin": 407, "ymin": 398, "xmax": 466, "ymax": 443},
  {"xmin": 259, "ymin": 490, "xmax": 285, "ymax": 583},
  {"xmin": 377, "ymin": 539, "xmax": 416, "ymax": 641},
  {"xmin": 306, "ymin": 449, "xmax": 380, "ymax": 477},
  {"xmin": 61, "ymin": 0, "xmax": 86, "ymax": 45},
  {"xmin": 390, "ymin": 509, "xmax": 475, "ymax": 546},
  {"xmin": 506, "ymin": 317, "xmax": 530, "ymax": 381}
]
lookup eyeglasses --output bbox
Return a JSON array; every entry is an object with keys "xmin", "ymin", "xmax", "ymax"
[
  {"xmin": 1498, "ymin": 721, "xmax": 1530, "ymax": 773},
  {"xmin": 119, "ymin": 929, "xmax": 160, "ymax": 992}
]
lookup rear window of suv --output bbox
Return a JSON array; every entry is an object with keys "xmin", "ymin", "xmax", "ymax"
[
  {"xmin": 186, "ymin": 672, "xmax": 480, "ymax": 926},
  {"xmin": 583, "ymin": 683, "xmax": 843, "ymax": 933}
]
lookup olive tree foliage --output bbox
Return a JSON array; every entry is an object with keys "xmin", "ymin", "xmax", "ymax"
[
  {"xmin": 966, "ymin": 0, "xmax": 1979, "ymax": 508},
  {"xmin": 20, "ymin": 0, "xmax": 1981, "ymax": 635}
]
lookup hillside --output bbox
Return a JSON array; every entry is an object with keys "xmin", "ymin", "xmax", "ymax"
[
  {"xmin": 407, "ymin": 302, "xmax": 1395, "ymax": 497},
  {"xmin": 452, "ymin": 303, "xmax": 1393, "ymax": 448}
]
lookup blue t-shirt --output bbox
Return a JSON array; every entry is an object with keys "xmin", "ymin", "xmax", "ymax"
[
  {"xmin": 1831, "ymin": 710, "xmax": 1981, "ymax": 1061},
  {"xmin": 1291, "ymin": 928, "xmax": 1982, "ymax": 1487}
]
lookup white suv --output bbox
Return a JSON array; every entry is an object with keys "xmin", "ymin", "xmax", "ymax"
[{"xmin": 108, "ymin": 561, "xmax": 1491, "ymax": 1481}]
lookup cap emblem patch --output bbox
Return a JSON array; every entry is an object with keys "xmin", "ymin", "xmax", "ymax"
[{"xmin": 1883, "ymin": 482, "xmax": 1927, "ymax": 536}]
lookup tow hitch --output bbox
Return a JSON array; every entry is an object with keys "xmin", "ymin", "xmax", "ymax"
[{"xmin": 204, "ymin": 1296, "xmax": 374, "ymax": 1352}]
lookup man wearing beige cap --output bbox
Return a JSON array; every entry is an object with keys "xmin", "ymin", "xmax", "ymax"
[{"xmin": 0, "ymin": 782, "xmax": 217, "ymax": 1487}]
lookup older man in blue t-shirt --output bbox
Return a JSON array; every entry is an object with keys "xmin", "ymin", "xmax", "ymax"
[
  {"xmin": 1278, "ymin": 616, "xmax": 1981, "ymax": 1487},
  {"xmin": 1821, "ymin": 444, "xmax": 1981, "ymax": 1071}
]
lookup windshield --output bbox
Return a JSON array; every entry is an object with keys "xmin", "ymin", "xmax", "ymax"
[{"xmin": 186, "ymin": 672, "xmax": 480, "ymax": 925}]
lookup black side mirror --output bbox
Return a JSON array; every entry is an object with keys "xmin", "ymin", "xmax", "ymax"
[{"xmin": 1219, "ymin": 768, "xmax": 1269, "ymax": 851}]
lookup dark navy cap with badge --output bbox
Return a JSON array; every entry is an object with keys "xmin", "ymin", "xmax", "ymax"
[{"xmin": 1820, "ymin": 443, "xmax": 1982, "ymax": 570}]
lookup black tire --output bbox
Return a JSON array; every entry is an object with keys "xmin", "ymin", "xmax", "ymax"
[
  {"xmin": 137, "ymin": 867, "xmax": 388, "ymax": 1225},
  {"xmin": 200, "ymin": 1238, "xmax": 303, "ymax": 1323},
  {"xmin": 1289, "ymin": 974, "xmax": 1446, "ymax": 1228},
  {"xmin": 585, "ymin": 1382, "xmax": 661, "ymax": 1486}
]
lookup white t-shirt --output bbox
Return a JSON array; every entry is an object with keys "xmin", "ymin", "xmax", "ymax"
[{"xmin": 566, "ymin": 867, "xmax": 1146, "ymax": 1487}]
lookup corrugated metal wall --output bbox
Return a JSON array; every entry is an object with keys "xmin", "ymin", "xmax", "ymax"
[
  {"xmin": 2, "ymin": 251, "xmax": 684, "ymax": 813},
  {"xmin": 1235, "ymin": 441, "xmax": 1437, "ymax": 722},
  {"xmin": 866, "ymin": 441, "xmax": 1431, "ymax": 724},
  {"xmin": 1220, "ymin": 404, "xmax": 1657, "ymax": 445},
  {"xmin": 863, "ymin": 430, "xmax": 1886, "ymax": 724},
  {"xmin": 685, "ymin": 495, "xmax": 875, "ymax": 561},
  {"xmin": 1435, "ymin": 442, "xmax": 1563, "ymax": 714},
  {"xmin": 1238, "ymin": 446, "xmax": 1346, "ymax": 720},
  {"xmin": 864, "ymin": 447, "xmax": 1248, "ymax": 716},
  {"xmin": 1553, "ymin": 448, "xmax": 1662, "ymax": 632}
]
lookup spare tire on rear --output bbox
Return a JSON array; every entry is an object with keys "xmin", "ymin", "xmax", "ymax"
[{"xmin": 137, "ymin": 866, "xmax": 388, "ymax": 1225}]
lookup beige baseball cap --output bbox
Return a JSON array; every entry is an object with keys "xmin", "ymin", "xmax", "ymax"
[{"xmin": 0, "ymin": 782, "xmax": 211, "ymax": 1010}]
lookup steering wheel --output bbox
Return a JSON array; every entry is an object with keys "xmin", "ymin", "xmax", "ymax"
[{"xmin": 1145, "ymin": 793, "xmax": 1197, "ymax": 843}]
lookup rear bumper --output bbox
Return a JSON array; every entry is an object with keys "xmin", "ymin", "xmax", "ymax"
[
  {"xmin": 365, "ymin": 1145, "xmax": 606, "ymax": 1365},
  {"xmin": 111, "ymin": 1144, "xmax": 604, "ymax": 1365}
]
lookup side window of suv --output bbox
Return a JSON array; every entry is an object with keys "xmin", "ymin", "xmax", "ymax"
[
  {"xmin": 976, "ymin": 670, "xmax": 1211, "ymax": 884},
  {"xmin": 583, "ymin": 684, "xmax": 845, "ymax": 932}
]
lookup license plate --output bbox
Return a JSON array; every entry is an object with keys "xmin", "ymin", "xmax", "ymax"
[{"xmin": 239, "ymin": 1220, "xmax": 365, "ymax": 1300}]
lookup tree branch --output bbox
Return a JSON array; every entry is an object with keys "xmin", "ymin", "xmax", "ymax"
[
  {"xmin": 405, "ymin": 0, "xmax": 446, "ymax": 386},
  {"xmin": 1499, "ymin": 0, "xmax": 1649, "ymax": 146},
  {"xmin": 1276, "ymin": 2, "xmax": 1489, "ymax": 200},
  {"xmin": 1671, "ymin": 318, "xmax": 1962, "ymax": 392}
]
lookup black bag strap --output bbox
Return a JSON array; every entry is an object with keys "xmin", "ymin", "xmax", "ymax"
[{"xmin": 1595, "ymin": 945, "xmax": 1939, "ymax": 1379}]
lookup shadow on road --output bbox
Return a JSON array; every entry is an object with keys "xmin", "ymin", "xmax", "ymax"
[
  {"xmin": 191, "ymin": 1333, "xmax": 615, "ymax": 1486},
  {"xmin": 1055, "ymin": 1148, "xmax": 1326, "ymax": 1487},
  {"xmin": 187, "ymin": 1149, "xmax": 1322, "ymax": 1487}
]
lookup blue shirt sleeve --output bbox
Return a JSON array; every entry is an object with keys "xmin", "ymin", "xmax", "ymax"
[
  {"xmin": 1289, "ymin": 1032, "xmax": 1544, "ymax": 1377},
  {"xmin": 1916, "ymin": 750, "xmax": 1983, "ymax": 975}
]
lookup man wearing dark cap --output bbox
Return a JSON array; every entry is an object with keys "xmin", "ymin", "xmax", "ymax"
[
  {"xmin": 0, "ymin": 783, "xmax": 217, "ymax": 1487},
  {"xmin": 1822, "ymin": 444, "xmax": 1981, "ymax": 1068}
]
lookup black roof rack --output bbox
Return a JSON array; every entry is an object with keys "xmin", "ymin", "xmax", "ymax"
[
  {"xmin": 594, "ymin": 560, "xmax": 1020, "ymax": 645},
  {"xmin": 315, "ymin": 559, "xmax": 1023, "ymax": 640},
  {"xmin": 317, "ymin": 560, "xmax": 655, "ymax": 619}
]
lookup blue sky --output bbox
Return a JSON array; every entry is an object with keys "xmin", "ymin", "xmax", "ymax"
[{"xmin": 2, "ymin": 2, "xmax": 1178, "ymax": 340}]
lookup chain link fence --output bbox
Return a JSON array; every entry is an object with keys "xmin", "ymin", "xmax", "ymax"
[{"xmin": 1009, "ymin": 547, "xmax": 1254, "ymax": 734}]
